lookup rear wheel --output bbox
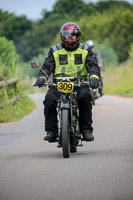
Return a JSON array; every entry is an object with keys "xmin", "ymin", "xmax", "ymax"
[
  {"xmin": 70, "ymin": 146, "xmax": 77, "ymax": 153},
  {"xmin": 90, "ymin": 89, "xmax": 96, "ymax": 105},
  {"xmin": 61, "ymin": 109, "xmax": 70, "ymax": 158},
  {"xmin": 70, "ymin": 134, "xmax": 78, "ymax": 153},
  {"xmin": 92, "ymin": 95, "xmax": 95, "ymax": 105}
]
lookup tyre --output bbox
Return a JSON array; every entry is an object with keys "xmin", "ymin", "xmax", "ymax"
[
  {"xmin": 61, "ymin": 109, "xmax": 70, "ymax": 158},
  {"xmin": 92, "ymin": 95, "xmax": 95, "ymax": 105}
]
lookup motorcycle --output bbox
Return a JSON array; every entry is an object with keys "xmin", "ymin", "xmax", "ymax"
[
  {"xmin": 31, "ymin": 61, "xmax": 91, "ymax": 158},
  {"xmin": 90, "ymin": 79, "xmax": 103, "ymax": 105},
  {"xmin": 90, "ymin": 88, "xmax": 99, "ymax": 106}
]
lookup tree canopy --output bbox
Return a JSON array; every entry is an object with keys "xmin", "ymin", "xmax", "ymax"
[{"xmin": 0, "ymin": 0, "xmax": 133, "ymax": 63}]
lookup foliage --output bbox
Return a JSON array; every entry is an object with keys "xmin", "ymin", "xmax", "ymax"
[
  {"xmin": 17, "ymin": 51, "xmax": 48, "ymax": 78},
  {"xmin": 0, "ymin": 37, "xmax": 36, "ymax": 122},
  {"xmin": 103, "ymin": 55, "xmax": 133, "ymax": 96},
  {"xmin": 0, "ymin": 0, "xmax": 133, "ymax": 63},
  {"xmin": 78, "ymin": 6, "xmax": 133, "ymax": 62},
  {"xmin": 94, "ymin": 40, "xmax": 118, "ymax": 68},
  {"xmin": 0, "ymin": 76, "xmax": 36, "ymax": 122},
  {"xmin": 17, "ymin": 24, "xmax": 56, "ymax": 61},
  {"xmin": 129, "ymin": 43, "xmax": 133, "ymax": 62},
  {"xmin": 94, "ymin": 0, "xmax": 131, "ymax": 13},
  {"xmin": 0, "ymin": 37, "xmax": 18, "ymax": 80},
  {"xmin": 0, "ymin": 9, "xmax": 32, "ymax": 40},
  {"xmin": 52, "ymin": 0, "xmax": 86, "ymax": 18}
]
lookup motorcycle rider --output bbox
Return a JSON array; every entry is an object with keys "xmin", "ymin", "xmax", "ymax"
[
  {"xmin": 86, "ymin": 40, "xmax": 104, "ymax": 96},
  {"xmin": 35, "ymin": 22, "xmax": 100, "ymax": 142}
]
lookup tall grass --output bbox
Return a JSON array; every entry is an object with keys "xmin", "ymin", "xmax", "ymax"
[
  {"xmin": 0, "ymin": 96, "xmax": 36, "ymax": 122},
  {"xmin": 103, "ymin": 58, "xmax": 133, "ymax": 97}
]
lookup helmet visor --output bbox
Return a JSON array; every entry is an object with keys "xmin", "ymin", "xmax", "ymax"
[{"xmin": 61, "ymin": 30, "xmax": 81, "ymax": 39}]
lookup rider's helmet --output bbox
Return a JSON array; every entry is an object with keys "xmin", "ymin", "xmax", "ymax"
[
  {"xmin": 60, "ymin": 22, "xmax": 81, "ymax": 47},
  {"xmin": 86, "ymin": 40, "xmax": 94, "ymax": 49}
]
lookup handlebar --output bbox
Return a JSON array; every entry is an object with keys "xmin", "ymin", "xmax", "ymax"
[
  {"xmin": 33, "ymin": 79, "xmax": 89, "ymax": 88},
  {"xmin": 33, "ymin": 83, "xmax": 37, "ymax": 87}
]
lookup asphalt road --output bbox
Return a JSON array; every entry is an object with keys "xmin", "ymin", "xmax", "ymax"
[{"xmin": 0, "ymin": 94, "xmax": 133, "ymax": 200}]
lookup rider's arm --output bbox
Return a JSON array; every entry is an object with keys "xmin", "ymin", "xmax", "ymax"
[
  {"xmin": 39, "ymin": 48, "xmax": 55, "ymax": 78},
  {"xmin": 85, "ymin": 48, "xmax": 100, "ymax": 79},
  {"xmin": 93, "ymin": 49, "xmax": 103, "ymax": 69}
]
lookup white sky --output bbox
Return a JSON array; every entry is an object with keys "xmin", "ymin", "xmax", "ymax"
[{"xmin": 0, "ymin": 0, "xmax": 133, "ymax": 21}]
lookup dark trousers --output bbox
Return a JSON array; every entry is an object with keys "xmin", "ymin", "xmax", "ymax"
[{"xmin": 43, "ymin": 85, "xmax": 93, "ymax": 133}]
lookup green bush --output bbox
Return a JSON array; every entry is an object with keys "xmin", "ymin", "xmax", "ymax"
[
  {"xmin": 0, "ymin": 37, "xmax": 18, "ymax": 80},
  {"xmin": 0, "ymin": 37, "xmax": 36, "ymax": 122}
]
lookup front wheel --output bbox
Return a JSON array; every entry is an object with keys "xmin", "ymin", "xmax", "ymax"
[{"xmin": 61, "ymin": 109, "xmax": 70, "ymax": 158}]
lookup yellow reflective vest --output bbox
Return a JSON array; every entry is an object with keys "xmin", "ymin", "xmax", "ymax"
[{"xmin": 52, "ymin": 43, "xmax": 89, "ymax": 80}]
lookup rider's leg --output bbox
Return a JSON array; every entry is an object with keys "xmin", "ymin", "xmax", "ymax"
[
  {"xmin": 77, "ymin": 85, "xmax": 94, "ymax": 141},
  {"xmin": 43, "ymin": 86, "xmax": 58, "ymax": 141}
]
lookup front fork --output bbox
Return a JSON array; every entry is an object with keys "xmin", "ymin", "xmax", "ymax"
[{"xmin": 57, "ymin": 95, "xmax": 70, "ymax": 147}]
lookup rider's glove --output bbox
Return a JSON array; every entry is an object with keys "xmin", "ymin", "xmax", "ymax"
[
  {"xmin": 89, "ymin": 75, "xmax": 99, "ymax": 89},
  {"xmin": 35, "ymin": 77, "xmax": 46, "ymax": 88}
]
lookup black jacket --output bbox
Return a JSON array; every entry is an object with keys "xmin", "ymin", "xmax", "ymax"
[{"xmin": 39, "ymin": 42, "xmax": 100, "ymax": 79}]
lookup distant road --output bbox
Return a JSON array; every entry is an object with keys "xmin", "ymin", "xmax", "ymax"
[{"xmin": 0, "ymin": 94, "xmax": 133, "ymax": 200}]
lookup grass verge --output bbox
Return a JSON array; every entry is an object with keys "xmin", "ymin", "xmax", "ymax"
[
  {"xmin": 0, "ymin": 95, "xmax": 36, "ymax": 122},
  {"xmin": 102, "ymin": 60, "xmax": 133, "ymax": 97}
]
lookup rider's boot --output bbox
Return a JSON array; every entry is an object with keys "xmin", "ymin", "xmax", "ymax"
[
  {"xmin": 82, "ymin": 130, "xmax": 94, "ymax": 142},
  {"xmin": 44, "ymin": 132, "xmax": 58, "ymax": 142}
]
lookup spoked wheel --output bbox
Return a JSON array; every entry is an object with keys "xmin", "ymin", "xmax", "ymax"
[{"xmin": 61, "ymin": 109, "xmax": 70, "ymax": 158}]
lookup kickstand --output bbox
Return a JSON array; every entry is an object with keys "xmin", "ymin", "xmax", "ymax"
[{"xmin": 78, "ymin": 139, "xmax": 83, "ymax": 147}]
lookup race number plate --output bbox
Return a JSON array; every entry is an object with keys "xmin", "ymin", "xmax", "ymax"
[{"xmin": 57, "ymin": 82, "xmax": 74, "ymax": 93}]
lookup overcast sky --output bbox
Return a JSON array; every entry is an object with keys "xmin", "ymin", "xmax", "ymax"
[
  {"xmin": 0, "ymin": 0, "xmax": 57, "ymax": 20},
  {"xmin": 0, "ymin": 0, "xmax": 133, "ymax": 21}
]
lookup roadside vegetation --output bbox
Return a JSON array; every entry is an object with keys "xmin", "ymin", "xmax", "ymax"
[
  {"xmin": 1, "ymin": 0, "xmax": 133, "ymax": 63},
  {"xmin": 103, "ymin": 45, "xmax": 133, "ymax": 97},
  {"xmin": 0, "ymin": 37, "xmax": 35, "ymax": 122},
  {"xmin": 0, "ymin": 96, "xmax": 35, "ymax": 122},
  {"xmin": 0, "ymin": 0, "xmax": 133, "ymax": 122}
]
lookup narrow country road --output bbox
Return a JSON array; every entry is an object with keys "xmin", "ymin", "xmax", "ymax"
[{"xmin": 0, "ymin": 94, "xmax": 133, "ymax": 200}]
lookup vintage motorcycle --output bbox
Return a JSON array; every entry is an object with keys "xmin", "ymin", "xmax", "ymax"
[
  {"xmin": 90, "ymin": 88, "xmax": 99, "ymax": 105},
  {"xmin": 31, "ymin": 61, "xmax": 91, "ymax": 158}
]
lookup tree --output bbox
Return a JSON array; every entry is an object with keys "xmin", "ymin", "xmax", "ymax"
[
  {"xmin": 96, "ymin": 0, "xmax": 131, "ymax": 12},
  {"xmin": 0, "ymin": 9, "xmax": 32, "ymax": 41},
  {"xmin": 78, "ymin": 6, "xmax": 133, "ymax": 62},
  {"xmin": 53, "ymin": 0, "xmax": 86, "ymax": 18},
  {"xmin": 0, "ymin": 37, "xmax": 18, "ymax": 80}
]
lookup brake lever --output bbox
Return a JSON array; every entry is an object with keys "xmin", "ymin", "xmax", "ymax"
[{"xmin": 33, "ymin": 83, "xmax": 37, "ymax": 87}]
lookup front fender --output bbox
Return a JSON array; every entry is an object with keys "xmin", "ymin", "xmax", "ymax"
[{"xmin": 61, "ymin": 102, "xmax": 70, "ymax": 109}]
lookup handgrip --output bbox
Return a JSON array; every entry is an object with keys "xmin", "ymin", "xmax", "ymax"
[{"xmin": 33, "ymin": 83, "xmax": 37, "ymax": 86}]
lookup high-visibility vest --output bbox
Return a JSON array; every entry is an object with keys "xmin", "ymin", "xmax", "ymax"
[{"xmin": 52, "ymin": 43, "xmax": 88, "ymax": 79}]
